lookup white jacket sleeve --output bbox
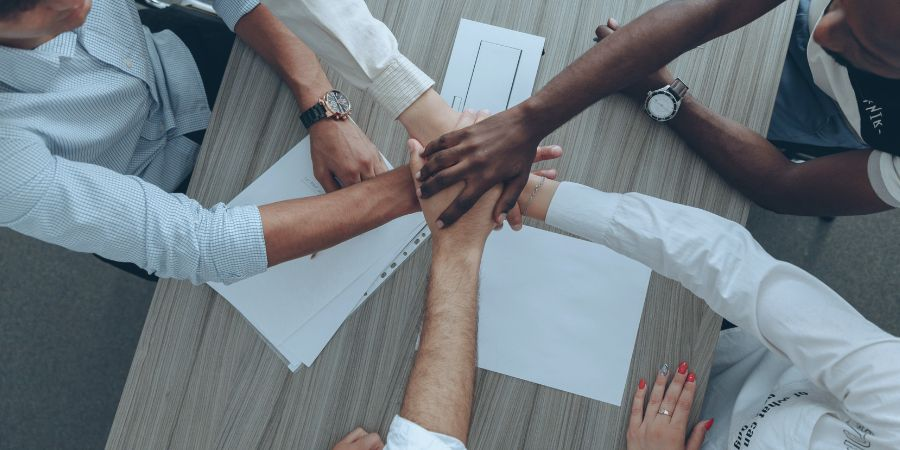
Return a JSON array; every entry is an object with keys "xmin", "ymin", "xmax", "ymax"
[
  {"xmin": 545, "ymin": 182, "xmax": 900, "ymax": 445},
  {"xmin": 262, "ymin": 0, "xmax": 435, "ymax": 119}
]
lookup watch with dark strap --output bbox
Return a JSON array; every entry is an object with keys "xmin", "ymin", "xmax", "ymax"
[
  {"xmin": 300, "ymin": 90, "xmax": 352, "ymax": 129},
  {"xmin": 644, "ymin": 78, "xmax": 689, "ymax": 122}
]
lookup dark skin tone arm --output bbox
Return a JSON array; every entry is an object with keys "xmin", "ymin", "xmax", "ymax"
[
  {"xmin": 416, "ymin": 0, "xmax": 786, "ymax": 226},
  {"xmin": 594, "ymin": 20, "xmax": 890, "ymax": 216}
]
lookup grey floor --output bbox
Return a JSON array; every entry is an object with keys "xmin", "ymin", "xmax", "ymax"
[{"xmin": 1, "ymin": 205, "xmax": 898, "ymax": 450}]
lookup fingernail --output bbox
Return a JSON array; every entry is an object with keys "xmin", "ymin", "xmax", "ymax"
[
  {"xmin": 513, "ymin": 223, "xmax": 523, "ymax": 231},
  {"xmin": 494, "ymin": 222, "xmax": 503, "ymax": 231},
  {"xmin": 610, "ymin": 17, "xmax": 619, "ymax": 27},
  {"xmin": 638, "ymin": 378, "xmax": 646, "ymax": 390},
  {"xmin": 436, "ymin": 220, "xmax": 445, "ymax": 229},
  {"xmin": 678, "ymin": 361, "xmax": 688, "ymax": 375},
  {"xmin": 551, "ymin": 145, "xmax": 562, "ymax": 152},
  {"xmin": 705, "ymin": 418, "xmax": 714, "ymax": 430},
  {"xmin": 659, "ymin": 363, "xmax": 669, "ymax": 377},
  {"xmin": 480, "ymin": 109, "xmax": 491, "ymax": 115},
  {"xmin": 499, "ymin": 213, "xmax": 507, "ymax": 224},
  {"xmin": 415, "ymin": 171, "xmax": 421, "ymax": 180},
  {"xmin": 416, "ymin": 188, "xmax": 422, "ymax": 198},
  {"xmin": 687, "ymin": 372, "xmax": 696, "ymax": 383}
]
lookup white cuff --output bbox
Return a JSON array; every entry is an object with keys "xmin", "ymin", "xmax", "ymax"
[
  {"xmin": 369, "ymin": 56, "xmax": 435, "ymax": 119},
  {"xmin": 384, "ymin": 415, "xmax": 466, "ymax": 450},
  {"xmin": 866, "ymin": 150, "xmax": 900, "ymax": 208}
]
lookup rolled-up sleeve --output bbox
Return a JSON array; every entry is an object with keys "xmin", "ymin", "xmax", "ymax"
[
  {"xmin": 866, "ymin": 150, "xmax": 900, "ymax": 208},
  {"xmin": 262, "ymin": 0, "xmax": 434, "ymax": 118},
  {"xmin": 384, "ymin": 416, "xmax": 467, "ymax": 450},
  {"xmin": 212, "ymin": 0, "xmax": 261, "ymax": 31},
  {"xmin": 0, "ymin": 129, "xmax": 268, "ymax": 285}
]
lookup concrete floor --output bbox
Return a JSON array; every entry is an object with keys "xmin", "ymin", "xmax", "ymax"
[{"xmin": 1, "ymin": 205, "xmax": 898, "ymax": 449}]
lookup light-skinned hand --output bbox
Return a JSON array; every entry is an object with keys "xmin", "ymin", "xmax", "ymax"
[
  {"xmin": 627, "ymin": 361, "xmax": 711, "ymax": 450},
  {"xmin": 310, "ymin": 118, "xmax": 388, "ymax": 192},
  {"xmin": 332, "ymin": 427, "xmax": 384, "ymax": 450},
  {"xmin": 408, "ymin": 110, "xmax": 501, "ymax": 250}
]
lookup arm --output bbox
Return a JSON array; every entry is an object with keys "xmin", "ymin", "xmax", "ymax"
[
  {"xmin": 218, "ymin": 1, "xmax": 387, "ymax": 191},
  {"xmin": 417, "ymin": 0, "xmax": 786, "ymax": 226},
  {"xmin": 0, "ymin": 130, "xmax": 417, "ymax": 284},
  {"xmin": 517, "ymin": 175, "xmax": 900, "ymax": 445},
  {"xmin": 398, "ymin": 235, "xmax": 481, "ymax": 443},
  {"xmin": 382, "ymin": 112, "xmax": 500, "ymax": 450},
  {"xmin": 590, "ymin": 20, "xmax": 891, "ymax": 217},
  {"xmin": 667, "ymin": 96, "xmax": 889, "ymax": 215}
]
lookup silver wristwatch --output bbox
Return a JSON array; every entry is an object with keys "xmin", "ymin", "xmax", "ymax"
[{"xmin": 644, "ymin": 78, "xmax": 689, "ymax": 122}]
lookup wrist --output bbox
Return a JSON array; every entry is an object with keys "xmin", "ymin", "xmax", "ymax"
[
  {"xmin": 389, "ymin": 167, "xmax": 421, "ymax": 216},
  {"xmin": 292, "ymin": 80, "xmax": 334, "ymax": 112},
  {"xmin": 432, "ymin": 240, "xmax": 484, "ymax": 267}
]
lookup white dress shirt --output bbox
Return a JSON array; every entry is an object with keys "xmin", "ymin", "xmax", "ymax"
[
  {"xmin": 263, "ymin": 0, "xmax": 435, "ymax": 119},
  {"xmin": 543, "ymin": 182, "xmax": 900, "ymax": 449}
]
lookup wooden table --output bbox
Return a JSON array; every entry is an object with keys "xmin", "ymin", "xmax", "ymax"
[{"xmin": 108, "ymin": 1, "xmax": 797, "ymax": 448}]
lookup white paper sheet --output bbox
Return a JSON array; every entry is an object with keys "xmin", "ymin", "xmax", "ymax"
[
  {"xmin": 441, "ymin": 19, "xmax": 545, "ymax": 112},
  {"xmin": 209, "ymin": 138, "xmax": 426, "ymax": 370},
  {"xmin": 478, "ymin": 226, "xmax": 651, "ymax": 406}
]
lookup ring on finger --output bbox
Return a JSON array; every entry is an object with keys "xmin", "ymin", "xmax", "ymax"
[{"xmin": 657, "ymin": 409, "xmax": 672, "ymax": 416}]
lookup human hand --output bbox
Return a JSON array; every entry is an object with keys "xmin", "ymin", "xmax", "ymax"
[
  {"xmin": 409, "ymin": 110, "xmax": 501, "ymax": 250},
  {"xmin": 416, "ymin": 105, "xmax": 545, "ymax": 228},
  {"xmin": 332, "ymin": 427, "xmax": 384, "ymax": 450},
  {"xmin": 309, "ymin": 119, "xmax": 389, "ymax": 192},
  {"xmin": 627, "ymin": 362, "xmax": 712, "ymax": 450},
  {"xmin": 595, "ymin": 18, "xmax": 675, "ymax": 101}
]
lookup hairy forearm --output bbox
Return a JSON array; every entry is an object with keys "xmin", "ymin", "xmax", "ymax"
[
  {"xmin": 260, "ymin": 167, "xmax": 418, "ymax": 266},
  {"xmin": 234, "ymin": 5, "xmax": 332, "ymax": 109},
  {"xmin": 400, "ymin": 245, "xmax": 481, "ymax": 443},
  {"xmin": 668, "ymin": 96, "xmax": 888, "ymax": 215},
  {"xmin": 520, "ymin": 0, "xmax": 783, "ymax": 137}
]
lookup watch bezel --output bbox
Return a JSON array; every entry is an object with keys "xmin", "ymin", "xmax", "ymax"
[
  {"xmin": 321, "ymin": 90, "xmax": 352, "ymax": 120},
  {"xmin": 644, "ymin": 89, "xmax": 679, "ymax": 122}
]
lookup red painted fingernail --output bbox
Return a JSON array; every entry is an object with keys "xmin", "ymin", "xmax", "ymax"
[
  {"xmin": 639, "ymin": 378, "xmax": 646, "ymax": 390},
  {"xmin": 705, "ymin": 418, "xmax": 714, "ymax": 430},
  {"xmin": 678, "ymin": 361, "xmax": 688, "ymax": 374},
  {"xmin": 687, "ymin": 372, "xmax": 696, "ymax": 383}
]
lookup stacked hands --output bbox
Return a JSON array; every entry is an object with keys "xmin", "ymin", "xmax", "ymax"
[{"xmin": 409, "ymin": 109, "xmax": 559, "ymax": 239}]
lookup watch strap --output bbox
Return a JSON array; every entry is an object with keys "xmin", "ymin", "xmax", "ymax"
[
  {"xmin": 300, "ymin": 103, "xmax": 328, "ymax": 129},
  {"xmin": 668, "ymin": 78, "xmax": 689, "ymax": 100}
]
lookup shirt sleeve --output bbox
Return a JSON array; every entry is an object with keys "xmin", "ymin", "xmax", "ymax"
[
  {"xmin": 545, "ymin": 182, "xmax": 900, "ymax": 446},
  {"xmin": 383, "ymin": 416, "xmax": 467, "ymax": 450},
  {"xmin": 262, "ymin": 0, "xmax": 435, "ymax": 118},
  {"xmin": 866, "ymin": 150, "xmax": 900, "ymax": 208},
  {"xmin": 0, "ymin": 130, "xmax": 268, "ymax": 285},
  {"xmin": 212, "ymin": 0, "xmax": 261, "ymax": 31}
]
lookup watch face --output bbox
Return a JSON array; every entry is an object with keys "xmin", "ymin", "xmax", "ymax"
[
  {"xmin": 324, "ymin": 90, "xmax": 351, "ymax": 115},
  {"xmin": 646, "ymin": 92, "xmax": 677, "ymax": 119}
]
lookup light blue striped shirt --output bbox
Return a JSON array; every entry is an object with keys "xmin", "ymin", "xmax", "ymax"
[{"xmin": 0, "ymin": 0, "xmax": 267, "ymax": 284}]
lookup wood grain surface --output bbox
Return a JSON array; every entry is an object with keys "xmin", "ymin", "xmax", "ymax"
[{"xmin": 108, "ymin": 1, "xmax": 798, "ymax": 448}]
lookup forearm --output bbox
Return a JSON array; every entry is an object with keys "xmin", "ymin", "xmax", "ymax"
[
  {"xmin": 520, "ymin": 0, "xmax": 783, "ymax": 137},
  {"xmin": 399, "ymin": 244, "xmax": 481, "ymax": 444},
  {"xmin": 397, "ymin": 90, "xmax": 461, "ymax": 145},
  {"xmin": 668, "ymin": 96, "xmax": 889, "ymax": 215},
  {"xmin": 260, "ymin": 167, "xmax": 418, "ymax": 266},
  {"xmin": 234, "ymin": 4, "xmax": 332, "ymax": 109}
]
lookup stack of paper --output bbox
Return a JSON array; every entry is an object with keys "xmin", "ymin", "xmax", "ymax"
[{"xmin": 208, "ymin": 138, "xmax": 428, "ymax": 372}]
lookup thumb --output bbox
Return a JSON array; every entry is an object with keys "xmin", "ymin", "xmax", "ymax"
[
  {"xmin": 407, "ymin": 138, "xmax": 426, "ymax": 173},
  {"xmin": 686, "ymin": 419, "xmax": 713, "ymax": 450}
]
